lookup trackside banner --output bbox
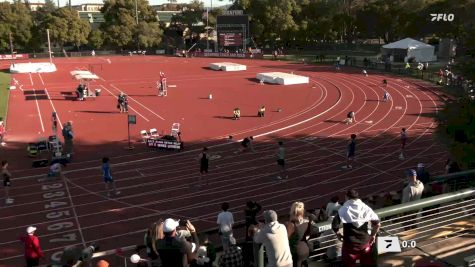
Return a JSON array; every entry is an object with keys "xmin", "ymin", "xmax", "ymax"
[
  {"xmin": 192, "ymin": 52, "xmax": 263, "ymax": 59},
  {"xmin": 0, "ymin": 54, "xmax": 29, "ymax": 60}
]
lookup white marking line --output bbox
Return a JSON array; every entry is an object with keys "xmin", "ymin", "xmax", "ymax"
[
  {"xmin": 395, "ymin": 106, "xmax": 403, "ymax": 110},
  {"xmin": 110, "ymin": 84, "xmax": 165, "ymax": 120},
  {"xmin": 253, "ymin": 82, "xmax": 341, "ymax": 138},
  {"xmin": 28, "ymin": 72, "xmax": 34, "ymax": 86},
  {"xmin": 38, "ymin": 73, "xmax": 45, "ymax": 86},
  {"xmin": 99, "ymin": 85, "xmax": 150, "ymax": 122},
  {"xmin": 44, "ymin": 89, "xmax": 64, "ymax": 130},
  {"xmin": 31, "ymin": 79, "xmax": 45, "ymax": 132},
  {"xmin": 63, "ymin": 177, "xmax": 86, "ymax": 247},
  {"xmin": 168, "ymin": 85, "xmax": 177, "ymax": 88}
]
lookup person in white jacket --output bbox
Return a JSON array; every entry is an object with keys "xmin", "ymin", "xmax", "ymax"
[
  {"xmin": 402, "ymin": 169, "xmax": 424, "ymax": 203},
  {"xmin": 254, "ymin": 210, "xmax": 293, "ymax": 267},
  {"xmin": 402, "ymin": 169, "xmax": 424, "ymax": 230}
]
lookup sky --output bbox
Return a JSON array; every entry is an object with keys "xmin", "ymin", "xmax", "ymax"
[{"xmin": 37, "ymin": 0, "xmax": 230, "ymax": 7}]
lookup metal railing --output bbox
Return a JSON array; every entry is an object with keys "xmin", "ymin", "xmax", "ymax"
[
  {"xmin": 45, "ymin": 170, "xmax": 475, "ymax": 267},
  {"xmin": 305, "ymin": 188, "xmax": 475, "ymax": 265}
]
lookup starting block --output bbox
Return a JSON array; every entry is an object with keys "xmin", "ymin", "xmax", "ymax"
[
  {"xmin": 256, "ymin": 72, "xmax": 309, "ymax": 85},
  {"xmin": 209, "ymin": 62, "xmax": 247, "ymax": 71}
]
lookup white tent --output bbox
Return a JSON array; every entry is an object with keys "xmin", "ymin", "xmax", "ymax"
[{"xmin": 381, "ymin": 38, "xmax": 436, "ymax": 62}]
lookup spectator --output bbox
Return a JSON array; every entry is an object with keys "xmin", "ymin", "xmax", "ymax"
[
  {"xmin": 332, "ymin": 189, "xmax": 380, "ymax": 267},
  {"xmin": 51, "ymin": 112, "xmax": 58, "ymax": 133},
  {"xmin": 144, "ymin": 220, "xmax": 164, "ymax": 261},
  {"xmin": 2, "ymin": 160, "xmax": 12, "ymax": 205},
  {"xmin": 200, "ymin": 235, "xmax": 216, "ymax": 267},
  {"xmin": 96, "ymin": 260, "xmax": 109, "ymax": 267},
  {"xmin": 416, "ymin": 163, "xmax": 431, "ymax": 185},
  {"xmin": 254, "ymin": 210, "xmax": 293, "ymax": 267},
  {"xmin": 402, "ymin": 169, "xmax": 424, "ymax": 230},
  {"xmin": 217, "ymin": 202, "xmax": 234, "ymax": 249},
  {"xmin": 245, "ymin": 201, "xmax": 262, "ymax": 241},
  {"xmin": 156, "ymin": 219, "xmax": 199, "ymax": 267},
  {"xmin": 402, "ymin": 169, "xmax": 424, "ymax": 203},
  {"xmin": 244, "ymin": 225, "xmax": 259, "ymax": 267},
  {"xmin": 325, "ymin": 196, "xmax": 341, "ymax": 218},
  {"xmin": 191, "ymin": 245, "xmax": 211, "ymax": 267},
  {"xmin": 19, "ymin": 226, "xmax": 44, "ymax": 267},
  {"xmin": 445, "ymin": 158, "xmax": 461, "ymax": 174},
  {"xmin": 218, "ymin": 236, "xmax": 243, "ymax": 267},
  {"xmin": 320, "ymin": 209, "xmax": 342, "ymax": 262},
  {"xmin": 286, "ymin": 202, "xmax": 311, "ymax": 267}
]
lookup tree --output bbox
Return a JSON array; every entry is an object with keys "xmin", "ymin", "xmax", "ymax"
[
  {"xmin": 101, "ymin": 0, "xmax": 163, "ymax": 49},
  {"xmin": 30, "ymin": 0, "xmax": 57, "ymax": 51},
  {"xmin": 45, "ymin": 8, "xmax": 91, "ymax": 50},
  {"xmin": 0, "ymin": 2, "xmax": 33, "ymax": 52},
  {"xmin": 88, "ymin": 29, "xmax": 104, "ymax": 49},
  {"xmin": 171, "ymin": 0, "xmax": 204, "ymax": 48}
]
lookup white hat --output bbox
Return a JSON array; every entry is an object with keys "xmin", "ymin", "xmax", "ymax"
[
  {"xmin": 417, "ymin": 163, "xmax": 424, "ymax": 168},
  {"xmin": 26, "ymin": 226, "xmax": 37, "ymax": 235},
  {"xmin": 163, "ymin": 218, "xmax": 179, "ymax": 233}
]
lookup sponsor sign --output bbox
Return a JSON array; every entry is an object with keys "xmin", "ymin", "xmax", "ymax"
[
  {"xmin": 146, "ymin": 138, "xmax": 182, "ymax": 150},
  {"xmin": 0, "ymin": 54, "xmax": 29, "ymax": 60},
  {"xmin": 193, "ymin": 52, "xmax": 263, "ymax": 59}
]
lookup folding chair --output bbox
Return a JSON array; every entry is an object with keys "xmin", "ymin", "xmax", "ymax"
[
  {"xmin": 171, "ymin": 123, "xmax": 180, "ymax": 137},
  {"xmin": 140, "ymin": 130, "xmax": 150, "ymax": 143},
  {"xmin": 150, "ymin": 128, "xmax": 159, "ymax": 138}
]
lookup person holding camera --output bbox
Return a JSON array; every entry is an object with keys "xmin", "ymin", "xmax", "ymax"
[{"xmin": 156, "ymin": 218, "xmax": 199, "ymax": 267}]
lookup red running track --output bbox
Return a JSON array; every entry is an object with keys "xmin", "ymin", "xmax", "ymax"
[{"xmin": 0, "ymin": 56, "xmax": 447, "ymax": 266}]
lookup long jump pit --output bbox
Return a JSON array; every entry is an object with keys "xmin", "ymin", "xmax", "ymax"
[
  {"xmin": 256, "ymin": 72, "xmax": 309, "ymax": 85},
  {"xmin": 209, "ymin": 62, "xmax": 247, "ymax": 71}
]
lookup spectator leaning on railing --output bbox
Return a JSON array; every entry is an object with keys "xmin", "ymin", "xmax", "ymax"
[{"xmin": 254, "ymin": 210, "xmax": 293, "ymax": 267}]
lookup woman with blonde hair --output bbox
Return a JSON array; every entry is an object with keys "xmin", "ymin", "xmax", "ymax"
[
  {"xmin": 144, "ymin": 219, "xmax": 164, "ymax": 263},
  {"xmin": 287, "ymin": 201, "xmax": 312, "ymax": 267}
]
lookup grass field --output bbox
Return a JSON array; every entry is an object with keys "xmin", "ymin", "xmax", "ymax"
[{"xmin": 0, "ymin": 72, "xmax": 10, "ymax": 121}]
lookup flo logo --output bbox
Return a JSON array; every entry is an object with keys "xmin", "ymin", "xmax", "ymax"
[{"xmin": 430, "ymin": 13, "xmax": 455, "ymax": 21}]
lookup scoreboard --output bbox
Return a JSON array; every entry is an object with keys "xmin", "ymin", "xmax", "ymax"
[{"xmin": 219, "ymin": 33, "xmax": 243, "ymax": 47}]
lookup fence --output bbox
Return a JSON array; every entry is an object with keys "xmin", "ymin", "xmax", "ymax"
[{"xmin": 41, "ymin": 170, "xmax": 473, "ymax": 266}]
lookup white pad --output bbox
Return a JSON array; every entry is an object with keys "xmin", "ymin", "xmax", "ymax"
[
  {"xmin": 209, "ymin": 62, "xmax": 246, "ymax": 71},
  {"xmin": 10, "ymin": 62, "xmax": 57, "ymax": 73},
  {"xmin": 256, "ymin": 72, "xmax": 309, "ymax": 85}
]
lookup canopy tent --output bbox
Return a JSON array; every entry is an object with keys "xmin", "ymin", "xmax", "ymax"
[
  {"xmin": 70, "ymin": 70, "xmax": 100, "ymax": 99},
  {"xmin": 381, "ymin": 38, "xmax": 436, "ymax": 62},
  {"xmin": 70, "ymin": 70, "xmax": 99, "ymax": 80}
]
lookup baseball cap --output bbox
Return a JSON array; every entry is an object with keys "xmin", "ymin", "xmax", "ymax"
[
  {"xmin": 406, "ymin": 169, "xmax": 417, "ymax": 177},
  {"xmin": 163, "ymin": 218, "xmax": 179, "ymax": 233},
  {"xmin": 417, "ymin": 163, "xmax": 424, "ymax": 168},
  {"xmin": 26, "ymin": 226, "xmax": 37, "ymax": 235}
]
